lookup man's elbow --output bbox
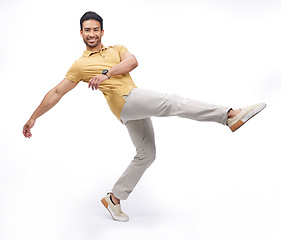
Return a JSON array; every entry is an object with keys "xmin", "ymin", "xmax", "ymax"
[
  {"xmin": 53, "ymin": 87, "xmax": 64, "ymax": 99},
  {"xmin": 132, "ymin": 58, "xmax": 138, "ymax": 69}
]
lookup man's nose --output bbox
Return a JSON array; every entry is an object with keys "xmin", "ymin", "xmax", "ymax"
[{"xmin": 89, "ymin": 30, "xmax": 95, "ymax": 37}]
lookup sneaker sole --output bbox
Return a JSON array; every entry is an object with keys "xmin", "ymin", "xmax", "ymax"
[
  {"xmin": 230, "ymin": 103, "xmax": 266, "ymax": 132},
  {"xmin": 101, "ymin": 197, "xmax": 129, "ymax": 222},
  {"xmin": 101, "ymin": 197, "xmax": 114, "ymax": 220}
]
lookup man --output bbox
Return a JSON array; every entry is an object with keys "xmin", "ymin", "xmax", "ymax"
[{"xmin": 23, "ymin": 11, "xmax": 266, "ymax": 222}]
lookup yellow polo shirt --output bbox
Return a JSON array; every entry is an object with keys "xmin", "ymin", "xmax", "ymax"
[{"xmin": 65, "ymin": 45, "xmax": 137, "ymax": 120}]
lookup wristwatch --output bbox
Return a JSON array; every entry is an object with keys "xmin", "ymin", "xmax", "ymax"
[{"xmin": 102, "ymin": 69, "xmax": 111, "ymax": 79}]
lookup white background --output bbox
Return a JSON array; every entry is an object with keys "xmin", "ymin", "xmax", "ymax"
[{"xmin": 1, "ymin": 0, "xmax": 281, "ymax": 239}]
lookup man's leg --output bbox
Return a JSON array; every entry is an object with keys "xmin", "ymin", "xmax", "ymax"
[
  {"xmin": 112, "ymin": 118, "xmax": 156, "ymax": 200},
  {"xmin": 120, "ymin": 88, "xmax": 231, "ymax": 125},
  {"xmin": 120, "ymin": 88, "xmax": 266, "ymax": 132},
  {"xmin": 101, "ymin": 118, "xmax": 156, "ymax": 221}
]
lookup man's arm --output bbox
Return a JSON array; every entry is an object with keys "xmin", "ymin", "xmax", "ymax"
[
  {"xmin": 23, "ymin": 79, "xmax": 78, "ymax": 138},
  {"xmin": 88, "ymin": 51, "xmax": 138, "ymax": 90},
  {"xmin": 108, "ymin": 51, "xmax": 138, "ymax": 77}
]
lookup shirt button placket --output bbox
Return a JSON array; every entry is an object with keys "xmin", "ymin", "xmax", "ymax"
[{"xmin": 100, "ymin": 51, "xmax": 105, "ymax": 59}]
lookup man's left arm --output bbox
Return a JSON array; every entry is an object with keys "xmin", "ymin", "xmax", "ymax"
[
  {"xmin": 88, "ymin": 52, "xmax": 138, "ymax": 90},
  {"xmin": 108, "ymin": 51, "xmax": 138, "ymax": 77}
]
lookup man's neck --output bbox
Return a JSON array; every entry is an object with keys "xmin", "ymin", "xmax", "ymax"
[{"xmin": 86, "ymin": 43, "xmax": 103, "ymax": 52}]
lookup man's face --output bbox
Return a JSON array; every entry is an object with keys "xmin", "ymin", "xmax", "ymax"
[{"xmin": 80, "ymin": 19, "xmax": 104, "ymax": 50}]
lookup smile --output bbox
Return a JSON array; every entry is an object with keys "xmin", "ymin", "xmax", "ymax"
[{"xmin": 88, "ymin": 38, "xmax": 98, "ymax": 43}]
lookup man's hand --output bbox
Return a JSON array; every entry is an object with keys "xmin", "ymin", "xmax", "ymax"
[
  {"xmin": 23, "ymin": 118, "xmax": 36, "ymax": 138},
  {"xmin": 88, "ymin": 74, "xmax": 108, "ymax": 90}
]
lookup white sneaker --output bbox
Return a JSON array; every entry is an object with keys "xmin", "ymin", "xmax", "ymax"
[
  {"xmin": 227, "ymin": 103, "xmax": 266, "ymax": 132},
  {"xmin": 101, "ymin": 193, "xmax": 129, "ymax": 222}
]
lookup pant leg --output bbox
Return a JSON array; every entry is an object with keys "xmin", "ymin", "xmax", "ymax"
[
  {"xmin": 111, "ymin": 118, "xmax": 156, "ymax": 200},
  {"xmin": 120, "ymin": 88, "xmax": 231, "ymax": 125}
]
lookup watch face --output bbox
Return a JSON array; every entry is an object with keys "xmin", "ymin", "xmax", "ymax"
[{"xmin": 102, "ymin": 69, "xmax": 108, "ymax": 75}]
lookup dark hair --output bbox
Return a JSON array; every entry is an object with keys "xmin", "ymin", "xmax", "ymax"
[{"xmin": 80, "ymin": 11, "xmax": 103, "ymax": 30}]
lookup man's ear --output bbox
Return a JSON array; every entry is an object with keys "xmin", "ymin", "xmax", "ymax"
[
  {"xmin": 101, "ymin": 30, "xmax": 104, "ymax": 37},
  {"xmin": 80, "ymin": 30, "xmax": 83, "ymax": 37}
]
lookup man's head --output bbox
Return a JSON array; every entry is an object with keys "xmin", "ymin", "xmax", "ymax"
[
  {"xmin": 80, "ymin": 11, "xmax": 103, "ymax": 31},
  {"xmin": 80, "ymin": 11, "xmax": 104, "ymax": 51}
]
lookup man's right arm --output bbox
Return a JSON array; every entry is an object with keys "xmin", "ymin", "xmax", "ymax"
[{"xmin": 23, "ymin": 78, "xmax": 78, "ymax": 138}]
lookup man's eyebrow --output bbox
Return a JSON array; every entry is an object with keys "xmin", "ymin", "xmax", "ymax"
[{"xmin": 83, "ymin": 27, "xmax": 100, "ymax": 30}]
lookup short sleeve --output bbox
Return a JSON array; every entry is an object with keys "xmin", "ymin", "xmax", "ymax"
[
  {"xmin": 115, "ymin": 45, "xmax": 129, "ymax": 57},
  {"xmin": 65, "ymin": 61, "xmax": 83, "ymax": 83}
]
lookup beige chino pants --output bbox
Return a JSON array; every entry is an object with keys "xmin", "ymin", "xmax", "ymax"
[{"xmin": 111, "ymin": 88, "xmax": 231, "ymax": 200}]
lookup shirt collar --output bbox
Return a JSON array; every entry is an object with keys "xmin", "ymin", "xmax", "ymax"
[{"xmin": 83, "ymin": 45, "xmax": 110, "ymax": 57}]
